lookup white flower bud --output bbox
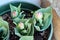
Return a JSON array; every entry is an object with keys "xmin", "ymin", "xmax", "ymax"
[
  {"xmin": 12, "ymin": 11, "xmax": 18, "ymax": 18},
  {"xmin": 34, "ymin": 12, "xmax": 43, "ymax": 20},
  {"xmin": 18, "ymin": 22, "xmax": 24, "ymax": 29}
]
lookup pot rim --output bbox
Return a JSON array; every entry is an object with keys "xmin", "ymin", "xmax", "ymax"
[{"xmin": 48, "ymin": 23, "xmax": 53, "ymax": 40}]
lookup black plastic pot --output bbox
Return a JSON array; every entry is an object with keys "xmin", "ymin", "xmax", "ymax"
[{"xmin": 0, "ymin": 1, "xmax": 53, "ymax": 40}]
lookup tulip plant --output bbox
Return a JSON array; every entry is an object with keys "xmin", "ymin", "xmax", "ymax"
[
  {"xmin": 10, "ymin": 4, "xmax": 34, "ymax": 37},
  {"xmin": 15, "ymin": 18, "xmax": 34, "ymax": 36},
  {"xmin": 33, "ymin": 7, "xmax": 52, "ymax": 31},
  {"xmin": 10, "ymin": 4, "xmax": 25, "ymax": 23},
  {"xmin": 0, "ymin": 17, "xmax": 9, "ymax": 40},
  {"xmin": 10, "ymin": 4, "xmax": 52, "ymax": 40}
]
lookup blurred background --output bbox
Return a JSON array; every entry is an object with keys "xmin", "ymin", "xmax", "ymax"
[
  {"xmin": 0, "ymin": 0, "xmax": 60, "ymax": 17},
  {"xmin": 49, "ymin": 0, "xmax": 60, "ymax": 17}
]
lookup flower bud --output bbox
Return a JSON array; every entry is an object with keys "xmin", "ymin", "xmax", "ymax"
[
  {"xmin": 12, "ymin": 11, "xmax": 18, "ymax": 18},
  {"xmin": 34, "ymin": 12, "xmax": 43, "ymax": 20},
  {"xmin": 18, "ymin": 22, "xmax": 24, "ymax": 29}
]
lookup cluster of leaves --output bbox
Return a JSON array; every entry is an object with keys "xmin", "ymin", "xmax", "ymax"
[
  {"xmin": 10, "ymin": 4, "xmax": 52, "ymax": 40},
  {"xmin": 33, "ymin": 7, "xmax": 52, "ymax": 31},
  {"xmin": 0, "ymin": 17, "xmax": 9, "ymax": 40},
  {"xmin": 10, "ymin": 4, "xmax": 25, "ymax": 23},
  {"xmin": 10, "ymin": 4, "xmax": 34, "ymax": 37}
]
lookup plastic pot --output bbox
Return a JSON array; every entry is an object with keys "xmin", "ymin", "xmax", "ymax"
[{"xmin": 0, "ymin": 1, "xmax": 53, "ymax": 40}]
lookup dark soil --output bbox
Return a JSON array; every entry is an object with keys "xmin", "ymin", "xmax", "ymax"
[
  {"xmin": 34, "ymin": 27, "xmax": 50, "ymax": 40},
  {"xmin": 2, "ymin": 9, "xmax": 50, "ymax": 40},
  {"xmin": 2, "ymin": 13, "xmax": 20, "ymax": 40}
]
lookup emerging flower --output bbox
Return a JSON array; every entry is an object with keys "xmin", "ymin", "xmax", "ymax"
[
  {"xmin": 34, "ymin": 7, "xmax": 52, "ymax": 31},
  {"xmin": 18, "ymin": 22, "xmax": 24, "ymax": 30},
  {"xmin": 10, "ymin": 4, "xmax": 25, "ymax": 23},
  {"xmin": 12, "ymin": 11, "xmax": 18, "ymax": 18},
  {"xmin": 34, "ymin": 12, "xmax": 43, "ymax": 20},
  {"xmin": 15, "ymin": 19, "xmax": 34, "ymax": 37}
]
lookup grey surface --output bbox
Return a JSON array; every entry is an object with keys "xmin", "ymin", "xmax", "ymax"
[
  {"xmin": 0, "ymin": 0, "xmax": 41, "ymax": 7},
  {"xmin": 0, "ymin": 0, "xmax": 12, "ymax": 6}
]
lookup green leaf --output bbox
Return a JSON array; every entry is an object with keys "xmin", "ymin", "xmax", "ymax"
[
  {"xmin": 44, "ymin": 13, "xmax": 51, "ymax": 21},
  {"xmin": 10, "ymin": 4, "xmax": 17, "ymax": 12},
  {"xmin": 30, "ymin": 25, "xmax": 34, "ymax": 35},
  {"xmin": 18, "ymin": 11, "xmax": 25, "ymax": 19},
  {"xmin": 39, "ymin": 19, "xmax": 43, "ymax": 26},
  {"xmin": 28, "ymin": 18, "xmax": 34, "ymax": 23},
  {"xmin": 0, "ymin": 17, "xmax": 9, "ymax": 29},
  {"xmin": 24, "ymin": 19, "xmax": 34, "ymax": 35},
  {"xmin": 13, "ymin": 17, "xmax": 20, "ymax": 24},
  {"xmin": 0, "ymin": 27, "xmax": 7, "ymax": 37},
  {"xmin": 45, "ymin": 7, "xmax": 52, "ymax": 13},
  {"xmin": 35, "ymin": 8, "xmax": 45, "ymax": 13},
  {"xmin": 19, "ymin": 19, "xmax": 27, "ymax": 23},
  {"xmin": 35, "ymin": 7, "xmax": 52, "ymax": 13},
  {"xmin": 0, "ymin": 17, "xmax": 3, "ymax": 21},
  {"xmin": 41, "ymin": 7, "xmax": 52, "ymax": 30},
  {"xmin": 15, "ymin": 28, "xmax": 22, "ymax": 37},
  {"xmin": 20, "ymin": 36, "xmax": 33, "ymax": 40},
  {"xmin": 0, "ymin": 17, "xmax": 9, "ymax": 40},
  {"xmin": 43, "ymin": 7, "xmax": 52, "ymax": 22},
  {"xmin": 25, "ymin": 19, "xmax": 30, "ymax": 26},
  {"xmin": 10, "ymin": 4, "xmax": 19, "ymax": 18},
  {"xmin": 34, "ymin": 6, "xmax": 52, "ymax": 31},
  {"xmin": 27, "ymin": 23, "xmax": 32, "ymax": 35},
  {"xmin": 18, "ymin": 4, "xmax": 21, "ymax": 13},
  {"xmin": 21, "ymin": 30, "xmax": 27, "ymax": 34},
  {"xmin": 13, "ymin": 18, "xmax": 27, "ymax": 25},
  {"xmin": 34, "ymin": 26, "xmax": 40, "ymax": 31}
]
